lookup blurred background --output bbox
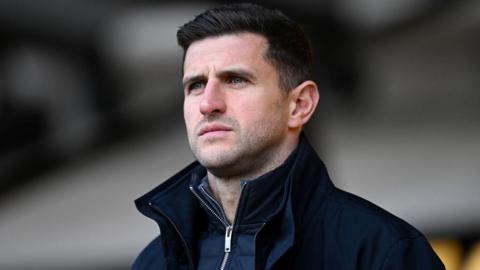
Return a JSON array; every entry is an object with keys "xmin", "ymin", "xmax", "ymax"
[{"xmin": 0, "ymin": 0, "xmax": 479, "ymax": 269}]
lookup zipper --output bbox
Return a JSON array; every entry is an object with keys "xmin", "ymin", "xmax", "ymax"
[
  {"xmin": 190, "ymin": 186, "xmax": 233, "ymax": 269},
  {"xmin": 219, "ymin": 183, "xmax": 246, "ymax": 270},
  {"xmin": 199, "ymin": 185, "xmax": 230, "ymax": 224},
  {"xmin": 190, "ymin": 183, "xmax": 246, "ymax": 270},
  {"xmin": 148, "ymin": 202, "xmax": 195, "ymax": 270},
  {"xmin": 220, "ymin": 225, "xmax": 233, "ymax": 270},
  {"xmin": 219, "ymin": 252, "xmax": 229, "ymax": 270},
  {"xmin": 224, "ymin": 225, "xmax": 233, "ymax": 252},
  {"xmin": 189, "ymin": 186, "xmax": 229, "ymax": 227}
]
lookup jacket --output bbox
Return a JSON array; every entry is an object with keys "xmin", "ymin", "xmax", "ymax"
[{"xmin": 132, "ymin": 136, "xmax": 445, "ymax": 270}]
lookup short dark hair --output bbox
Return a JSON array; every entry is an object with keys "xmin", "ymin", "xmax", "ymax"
[{"xmin": 177, "ymin": 3, "xmax": 313, "ymax": 91}]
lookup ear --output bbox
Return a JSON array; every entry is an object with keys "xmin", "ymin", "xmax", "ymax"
[{"xmin": 287, "ymin": 80, "xmax": 320, "ymax": 129}]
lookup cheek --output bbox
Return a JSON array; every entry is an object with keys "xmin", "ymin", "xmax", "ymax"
[
  {"xmin": 235, "ymin": 98, "xmax": 284, "ymax": 126},
  {"xmin": 230, "ymin": 98, "xmax": 260, "ymax": 120},
  {"xmin": 183, "ymin": 101, "xmax": 197, "ymax": 131}
]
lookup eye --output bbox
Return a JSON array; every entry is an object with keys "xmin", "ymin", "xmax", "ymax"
[
  {"xmin": 227, "ymin": 76, "xmax": 248, "ymax": 86},
  {"xmin": 186, "ymin": 81, "xmax": 205, "ymax": 94}
]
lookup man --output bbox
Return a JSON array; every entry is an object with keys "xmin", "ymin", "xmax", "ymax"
[{"xmin": 133, "ymin": 3, "xmax": 444, "ymax": 270}]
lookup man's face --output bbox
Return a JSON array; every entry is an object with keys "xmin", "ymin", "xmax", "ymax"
[{"xmin": 182, "ymin": 33, "xmax": 291, "ymax": 178}]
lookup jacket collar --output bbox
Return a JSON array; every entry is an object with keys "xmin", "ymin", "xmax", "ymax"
[
  {"xmin": 189, "ymin": 143, "xmax": 297, "ymax": 227},
  {"xmin": 135, "ymin": 162, "xmax": 205, "ymax": 260},
  {"xmin": 135, "ymin": 133, "xmax": 335, "ymax": 267},
  {"xmin": 255, "ymin": 134, "xmax": 334, "ymax": 269}
]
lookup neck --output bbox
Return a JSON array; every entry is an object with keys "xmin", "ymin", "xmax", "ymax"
[
  {"xmin": 207, "ymin": 173, "xmax": 243, "ymax": 224},
  {"xmin": 207, "ymin": 134, "xmax": 300, "ymax": 224}
]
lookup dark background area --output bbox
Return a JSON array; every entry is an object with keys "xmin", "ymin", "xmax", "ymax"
[{"xmin": 0, "ymin": 0, "xmax": 479, "ymax": 269}]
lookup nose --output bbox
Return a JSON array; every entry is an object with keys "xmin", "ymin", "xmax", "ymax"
[{"xmin": 199, "ymin": 80, "xmax": 226, "ymax": 115}]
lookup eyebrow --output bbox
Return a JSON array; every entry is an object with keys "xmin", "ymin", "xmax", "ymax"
[
  {"xmin": 218, "ymin": 68, "xmax": 256, "ymax": 81},
  {"xmin": 182, "ymin": 68, "xmax": 256, "ymax": 88},
  {"xmin": 182, "ymin": 74, "xmax": 206, "ymax": 88}
]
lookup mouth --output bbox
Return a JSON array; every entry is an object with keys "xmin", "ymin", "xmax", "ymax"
[{"xmin": 198, "ymin": 124, "xmax": 232, "ymax": 136}]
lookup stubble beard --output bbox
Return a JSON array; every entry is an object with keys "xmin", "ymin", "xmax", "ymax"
[{"xmin": 189, "ymin": 118, "xmax": 286, "ymax": 180}]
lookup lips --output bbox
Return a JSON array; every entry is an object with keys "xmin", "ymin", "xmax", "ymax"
[{"xmin": 198, "ymin": 123, "xmax": 232, "ymax": 136}]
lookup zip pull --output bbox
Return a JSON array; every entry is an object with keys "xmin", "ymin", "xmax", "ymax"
[{"xmin": 225, "ymin": 225, "xmax": 233, "ymax": 253}]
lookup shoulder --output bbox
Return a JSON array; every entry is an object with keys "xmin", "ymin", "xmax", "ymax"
[
  {"xmin": 323, "ymin": 187, "xmax": 422, "ymax": 239},
  {"xmin": 302, "ymin": 187, "xmax": 444, "ymax": 269}
]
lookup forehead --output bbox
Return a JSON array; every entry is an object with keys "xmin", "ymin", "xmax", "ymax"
[{"xmin": 183, "ymin": 33, "xmax": 270, "ymax": 75}]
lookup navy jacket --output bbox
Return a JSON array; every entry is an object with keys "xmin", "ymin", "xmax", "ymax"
[{"xmin": 133, "ymin": 136, "xmax": 444, "ymax": 269}]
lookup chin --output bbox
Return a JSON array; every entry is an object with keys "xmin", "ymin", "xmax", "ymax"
[{"xmin": 196, "ymin": 150, "xmax": 238, "ymax": 170}]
